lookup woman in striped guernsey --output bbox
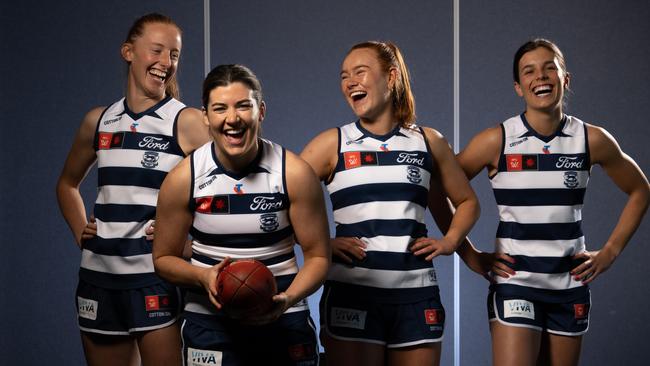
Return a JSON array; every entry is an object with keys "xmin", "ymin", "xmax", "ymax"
[
  {"xmin": 456, "ymin": 39, "xmax": 649, "ymax": 366},
  {"xmin": 153, "ymin": 64, "xmax": 330, "ymax": 365},
  {"xmin": 56, "ymin": 13, "xmax": 210, "ymax": 366},
  {"xmin": 301, "ymin": 41, "xmax": 479, "ymax": 366}
]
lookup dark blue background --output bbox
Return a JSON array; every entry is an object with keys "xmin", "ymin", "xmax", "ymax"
[{"xmin": 1, "ymin": 1, "xmax": 647, "ymax": 365}]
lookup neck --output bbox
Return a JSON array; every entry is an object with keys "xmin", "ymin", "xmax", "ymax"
[
  {"xmin": 359, "ymin": 108, "xmax": 399, "ymax": 135},
  {"xmin": 125, "ymin": 76, "xmax": 165, "ymax": 114},
  {"xmin": 524, "ymin": 107, "xmax": 563, "ymax": 136},
  {"xmin": 215, "ymin": 140, "xmax": 259, "ymax": 173}
]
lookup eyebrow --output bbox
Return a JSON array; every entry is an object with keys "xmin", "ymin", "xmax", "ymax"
[{"xmin": 340, "ymin": 64, "xmax": 369, "ymax": 76}]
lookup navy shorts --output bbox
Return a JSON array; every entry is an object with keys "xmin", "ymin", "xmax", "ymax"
[
  {"xmin": 320, "ymin": 284, "xmax": 445, "ymax": 348},
  {"xmin": 181, "ymin": 311, "xmax": 319, "ymax": 366},
  {"xmin": 487, "ymin": 291, "xmax": 591, "ymax": 336},
  {"xmin": 76, "ymin": 279, "xmax": 181, "ymax": 335}
]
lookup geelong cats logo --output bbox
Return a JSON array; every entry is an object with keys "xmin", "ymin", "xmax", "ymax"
[
  {"xmin": 563, "ymin": 171, "xmax": 579, "ymax": 189},
  {"xmin": 407, "ymin": 165, "xmax": 422, "ymax": 184},
  {"xmin": 259, "ymin": 213, "xmax": 279, "ymax": 232}
]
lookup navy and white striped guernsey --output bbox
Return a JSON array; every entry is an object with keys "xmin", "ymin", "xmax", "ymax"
[
  {"xmin": 325, "ymin": 121, "xmax": 439, "ymax": 303},
  {"xmin": 490, "ymin": 113, "xmax": 591, "ymax": 302},
  {"xmin": 184, "ymin": 139, "xmax": 308, "ymax": 316},
  {"xmin": 81, "ymin": 96, "xmax": 187, "ymax": 289}
]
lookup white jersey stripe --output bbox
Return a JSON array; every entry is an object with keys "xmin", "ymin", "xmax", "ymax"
[
  {"xmin": 328, "ymin": 263, "xmax": 437, "ymax": 289},
  {"xmin": 497, "ymin": 205, "xmax": 583, "ymax": 224},
  {"xmin": 333, "ymin": 201, "xmax": 426, "ymax": 224}
]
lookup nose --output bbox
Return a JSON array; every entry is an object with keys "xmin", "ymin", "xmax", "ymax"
[
  {"xmin": 224, "ymin": 108, "xmax": 239, "ymax": 124},
  {"xmin": 535, "ymin": 67, "xmax": 548, "ymax": 80},
  {"xmin": 159, "ymin": 51, "xmax": 172, "ymax": 68}
]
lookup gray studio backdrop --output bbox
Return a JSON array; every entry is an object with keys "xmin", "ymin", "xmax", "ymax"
[{"xmin": 1, "ymin": 0, "xmax": 647, "ymax": 365}]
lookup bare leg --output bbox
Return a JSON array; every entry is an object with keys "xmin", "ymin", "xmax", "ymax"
[
  {"xmin": 491, "ymin": 321, "xmax": 541, "ymax": 366},
  {"xmin": 387, "ymin": 342, "xmax": 441, "ymax": 366},
  {"xmin": 537, "ymin": 332, "xmax": 582, "ymax": 366},
  {"xmin": 137, "ymin": 323, "xmax": 182, "ymax": 366},
  {"xmin": 322, "ymin": 333, "xmax": 385, "ymax": 366},
  {"xmin": 81, "ymin": 332, "xmax": 141, "ymax": 366}
]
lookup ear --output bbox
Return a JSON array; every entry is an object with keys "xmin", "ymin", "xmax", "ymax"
[
  {"xmin": 202, "ymin": 108, "xmax": 210, "ymax": 127},
  {"xmin": 121, "ymin": 43, "xmax": 133, "ymax": 63},
  {"xmin": 563, "ymin": 72, "xmax": 571, "ymax": 89},
  {"xmin": 258, "ymin": 101, "xmax": 266, "ymax": 123},
  {"xmin": 388, "ymin": 67, "xmax": 398, "ymax": 90},
  {"xmin": 514, "ymin": 81, "xmax": 524, "ymax": 97}
]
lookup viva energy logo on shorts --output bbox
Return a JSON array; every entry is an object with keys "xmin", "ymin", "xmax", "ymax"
[
  {"xmin": 187, "ymin": 348, "xmax": 223, "ymax": 366},
  {"xmin": 77, "ymin": 296, "xmax": 98, "ymax": 320},
  {"xmin": 503, "ymin": 299, "xmax": 535, "ymax": 320},
  {"xmin": 331, "ymin": 307, "xmax": 366, "ymax": 329}
]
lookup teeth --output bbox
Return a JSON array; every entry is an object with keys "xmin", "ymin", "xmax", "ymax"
[
  {"xmin": 149, "ymin": 69, "xmax": 167, "ymax": 79},
  {"xmin": 225, "ymin": 129, "xmax": 243, "ymax": 135},
  {"xmin": 350, "ymin": 91, "xmax": 365, "ymax": 97},
  {"xmin": 533, "ymin": 85, "xmax": 552, "ymax": 95}
]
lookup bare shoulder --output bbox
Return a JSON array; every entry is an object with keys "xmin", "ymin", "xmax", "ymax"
[
  {"xmin": 286, "ymin": 149, "xmax": 315, "ymax": 178},
  {"xmin": 585, "ymin": 123, "xmax": 622, "ymax": 164},
  {"xmin": 177, "ymin": 107, "xmax": 210, "ymax": 154},
  {"xmin": 302, "ymin": 128, "xmax": 338, "ymax": 153}
]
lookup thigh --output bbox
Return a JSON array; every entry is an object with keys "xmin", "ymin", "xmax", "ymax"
[
  {"xmin": 322, "ymin": 333, "xmax": 385, "ymax": 366},
  {"xmin": 387, "ymin": 342, "xmax": 441, "ymax": 366},
  {"xmin": 537, "ymin": 332, "xmax": 582, "ymax": 366},
  {"xmin": 81, "ymin": 331, "xmax": 140, "ymax": 366},
  {"xmin": 490, "ymin": 321, "xmax": 541, "ymax": 366},
  {"xmin": 137, "ymin": 322, "xmax": 182, "ymax": 366}
]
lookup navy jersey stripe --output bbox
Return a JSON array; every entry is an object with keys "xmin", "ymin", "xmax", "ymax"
[
  {"xmin": 493, "ymin": 283, "xmax": 589, "ymax": 303},
  {"xmin": 333, "ymin": 150, "xmax": 432, "ymax": 174},
  {"xmin": 336, "ymin": 219, "xmax": 427, "ymax": 239},
  {"xmin": 333, "ymin": 251, "xmax": 432, "ymax": 271},
  {"xmin": 330, "ymin": 183, "xmax": 428, "ymax": 210},
  {"xmin": 493, "ymin": 188, "xmax": 586, "ymax": 206},
  {"xmin": 98, "ymin": 167, "xmax": 167, "ymax": 189},
  {"xmin": 83, "ymin": 237, "xmax": 150, "ymax": 257},
  {"xmin": 507, "ymin": 255, "xmax": 586, "ymax": 274},
  {"xmin": 497, "ymin": 153, "xmax": 589, "ymax": 172},
  {"xmin": 94, "ymin": 203, "xmax": 155, "ymax": 223},
  {"xmin": 497, "ymin": 221, "xmax": 583, "ymax": 240},
  {"xmin": 194, "ymin": 193, "xmax": 289, "ymax": 215},
  {"xmin": 189, "ymin": 225, "xmax": 294, "ymax": 248},
  {"xmin": 191, "ymin": 252, "xmax": 295, "ymax": 268}
]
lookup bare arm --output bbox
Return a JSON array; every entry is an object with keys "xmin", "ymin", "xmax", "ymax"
[
  {"xmin": 282, "ymin": 151, "xmax": 331, "ymax": 307},
  {"xmin": 152, "ymin": 158, "xmax": 227, "ymax": 307},
  {"xmin": 56, "ymin": 107, "xmax": 102, "ymax": 247},
  {"xmin": 177, "ymin": 107, "xmax": 211, "ymax": 155},
  {"xmin": 300, "ymin": 128, "xmax": 368, "ymax": 263},
  {"xmin": 299, "ymin": 128, "xmax": 339, "ymax": 181},
  {"xmin": 448, "ymin": 126, "xmax": 515, "ymax": 277},
  {"xmin": 572, "ymin": 124, "xmax": 650, "ymax": 283},
  {"xmin": 410, "ymin": 128, "xmax": 480, "ymax": 260}
]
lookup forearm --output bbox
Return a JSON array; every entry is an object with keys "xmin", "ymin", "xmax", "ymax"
[
  {"xmin": 56, "ymin": 183, "xmax": 88, "ymax": 247},
  {"xmin": 154, "ymin": 255, "xmax": 211, "ymax": 289},
  {"xmin": 283, "ymin": 255, "xmax": 329, "ymax": 308},
  {"xmin": 601, "ymin": 188, "xmax": 650, "ymax": 256},
  {"xmin": 444, "ymin": 198, "xmax": 480, "ymax": 249}
]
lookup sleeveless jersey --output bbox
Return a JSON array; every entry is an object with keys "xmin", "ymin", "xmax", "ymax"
[
  {"xmin": 81, "ymin": 96, "xmax": 186, "ymax": 289},
  {"xmin": 185, "ymin": 139, "xmax": 308, "ymax": 316},
  {"xmin": 490, "ymin": 114, "xmax": 591, "ymax": 302},
  {"xmin": 325, "ymin": 121, "xmax": 438, "ymax": 302}
]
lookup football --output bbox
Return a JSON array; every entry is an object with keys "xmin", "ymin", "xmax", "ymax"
[{"xmin": 215, "ymin": 259, "xmax": 278, "ymax": 319}]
